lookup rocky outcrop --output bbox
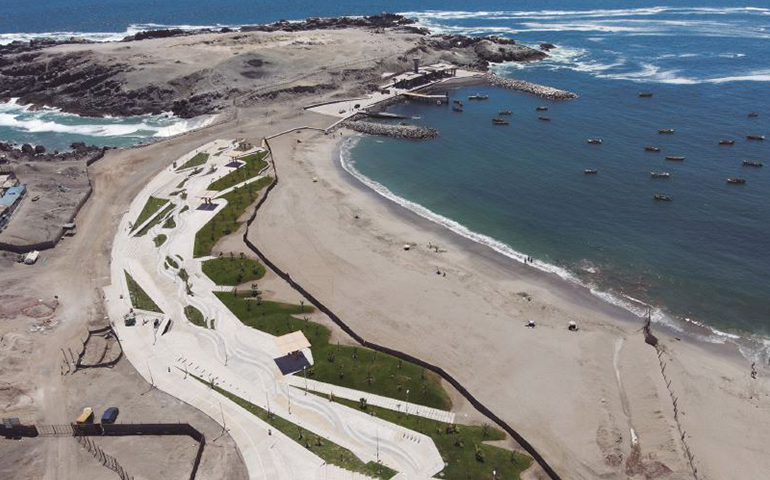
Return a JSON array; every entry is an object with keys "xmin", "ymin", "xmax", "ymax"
[
  {"xmin": 343, "ymin": 120, "xmax": 438, "ymax": 139},
  {"xmin": 484, "ymin": 73, "xmax": 578, "ymax": 100},
  {"xmin": 241, "ymin": 13, "xmax": 421, "ymax": 34},
  {"xmin": 0, "ymin": 141, "xmax": 104, "ymax": 162},
  {"xmin": 473, "ymin": 39, "xmax": 547, "ymax": 63},
  {"xmin": 540, "ymin": 43, "xmax": 556, "ymax": 51}
]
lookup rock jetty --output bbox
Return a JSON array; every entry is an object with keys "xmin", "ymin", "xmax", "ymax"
[
  {"xmin": 484, "ymin": 73, "xmax": 578, "ymax": 100},
  {"xmin": 342, "ymin": 120, "xmax": 438, "ymax": 139}
]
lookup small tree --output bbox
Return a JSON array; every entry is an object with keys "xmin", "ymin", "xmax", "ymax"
[{"xmin": 359, "ymin": 397, "xmax": 368, "ymax": 410}]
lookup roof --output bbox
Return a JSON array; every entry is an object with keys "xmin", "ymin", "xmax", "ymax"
[
  {"xmin": 274, "ymin": 331, "xmax": 311, "ymax": 356},
  {"xmin": 0, "ymin": 185, "xmax": 25, "ymax": 206}
]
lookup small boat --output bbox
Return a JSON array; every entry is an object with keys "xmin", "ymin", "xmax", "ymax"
[
  {"xmin": 452, "ymin": 106, "xmax": 463, "ymax": 113},
  {"xmin": 584, "ymin": 169, "xmax": 598, "ymax": 174},
  {"xmin": 638, "ymin": 92, "xmax": 654, "ymax": 98},
  {"xmin": 747, "ymin": 135, "xmax": 765, "ymax": 141},
  {"xmin": 651, "ymin": 172, "xmax": 670, "ymax": 178},
  {"xmin": 665, "ymin": 155, "xmax": 685, "ymax": 161},
  {"xmin": 659, "ymin": 129, "xmax": 675, "ymax": 134},
  {"xmin": 654, "ymin": 193, "xmax": 674, "ymax": 201},
  {"xmin": 468, "ymin": 94, "xmax": 489, "ymax": 100},
  {"xmin": 498, "ymin": 110, "xmax": 513, "ymax": 115},
  {"xmin": 727, "ymin": 178, "xmax": 746, "ymax": 184},
  {"xmin": 453, "ymin": 100, "xmax": 463, "ymax": 106},
  {"xmin": 587, "ymin": 138, "xmax": 603, "ymax": 145},
  {"xmin": 492, "ymin": 118, "xmax": 509, "ymax": 125},
  {"xmin": 743, "ymin": 160, "xmax": 763, "ymax": 167},
  {"xmin": 718, "ymin": 139, "xmax": 735, "ymax": 145},
  {"xmin": 538, "ymin": 116, "xmax": 551, "ymax": 121},
  {"xmin": 748, "ymin": 112, "xmax": 759, "ymax": 118},
  {"xmin": 536, "ymin": 106, "xmax": 548, "ymax": 111},
  {"xmin": 644, "ymin": 146, "xmax": 661, "ymax": 152}
]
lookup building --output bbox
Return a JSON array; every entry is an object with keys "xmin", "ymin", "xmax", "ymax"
[
  {"xmin": 388, "ymin": 62, "xmax": 458, "ymax": 90},
  {"xmin": 0, "ymin": 184, "xmax": 26, "ymax": 230},
  {"xmin": 0, "ymin": 173, "xmax": 19, "ymax": 196}
]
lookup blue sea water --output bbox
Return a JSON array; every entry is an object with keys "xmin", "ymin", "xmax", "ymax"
[{"xmin": 1, "ymin": 1, "xmax": 768, "ymax": 346}]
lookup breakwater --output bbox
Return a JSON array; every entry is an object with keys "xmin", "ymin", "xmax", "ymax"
[
  {"xmin": 342, "ymin": 119, "xmax": 438, "ymax": 139},
  {"xmin": 484, "ymin": 73, "xmax": 578, "ymax": 100}
]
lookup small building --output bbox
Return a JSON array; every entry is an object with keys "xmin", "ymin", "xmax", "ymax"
[
  {"xmin": 390, "ymin": 62, "xmax": 458, "ymax": 90},
  {"xmin": 0, "ymin": 173, "xmax": 19, "ymax": 194},
  {"xmin": 0, "ymin": 184, "xmax": 26, "ymax": 207},
  {"xmin": 24, "ymin": 251, "xmax": 39, "ymax": 265}
]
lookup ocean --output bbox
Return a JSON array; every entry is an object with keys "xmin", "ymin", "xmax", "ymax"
[{"xmin": 1, "ymin": 1, "xmax": 768, "ymax": 354}]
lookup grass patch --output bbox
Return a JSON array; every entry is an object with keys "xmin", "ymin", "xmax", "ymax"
[
  {"xmin": 193, "ymin": 177, "xmax": 273, "ymax": 257},
  {"xmin": 165, "ymin": 256, "xmax": 179, "ymax": 269},
  {"xmin": 153, "ymin": 234, "xmax": 167, "ymax": 247},
  {"xmin": 131, "ymin": 197, "xmax": 168, "ymax": 232},
  {"xmin": 163, "ymin": 216, "xmax": 176, "ymax": 229},
  {"xmin": 180, "ymin": 205, "xmax": 190, "ymax": 214},
  {"xmin": 190, "ymin": 374, "xmax": 396, "ymax": 479},
  {"xmin": 177, "ymin": 152, "xmax": 209, "ymax": 171},
  {"xmin": 215, "ymin": 292, "xmax": 451, "ymax": 410},
  {"xmin": 125, "ymin": 271, "xmax": 163, "ymax": 313},
  {"xmin": 135, "ymin": 203, "xmax": 175, "ymax": 237},
  {"xmin": 329, "ymin": 397, "xmax": 532, "ymax": 480},
  {"xmin": 176, "ymin": 178, "xmax": 188, "ymax": 189},
  {"xmin": 208, "ymin": 151, "xmax": 268, "ymax": 191},
  {"xmin": 184, "ymin": 305, "xmax": 206, "ymax": 328},
  {"xmin": 178, "ymin": 268, "xmax": 190, "ymax": 283},
  {"xmin": 202, "ymin": 255, "xmax": 265, "ymax": 286}
]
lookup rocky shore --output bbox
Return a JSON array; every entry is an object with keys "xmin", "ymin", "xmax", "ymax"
[
  {"xmin": 341, "ymin": 119, "xmax": 438, "ymax": 139},
  {"xmin": 484, "ymin": 73, "xmax": 578, "ymax": 100},
  {"xmin": 0, "ymin": 142, "xmax": 104, "ymax": 163}
]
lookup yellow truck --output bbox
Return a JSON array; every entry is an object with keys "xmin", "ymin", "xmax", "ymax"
[{"xmin": 76, "ymin": 407, "xmax": 94, "ymax": 424}]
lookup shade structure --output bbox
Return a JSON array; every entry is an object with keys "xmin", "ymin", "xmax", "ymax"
[{"xmin": 274, "ymin": 330, "xmax": 311, "ymax": 357}]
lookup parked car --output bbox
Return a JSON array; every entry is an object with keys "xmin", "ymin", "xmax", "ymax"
[{"xmin": 101, "ymin": 407, "xmax": 119, "ymax": 424}]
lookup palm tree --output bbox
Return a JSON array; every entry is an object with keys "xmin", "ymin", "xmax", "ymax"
[{"xmin": 366, "ymin": 371, "xmax": 374, "ymax": 386}]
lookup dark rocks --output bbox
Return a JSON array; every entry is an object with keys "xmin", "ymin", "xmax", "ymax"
[
  {"xmin": 473, "ymin": 39, "xmax": 547, "ymax": 63},
  {"xmin": 241, "ymin": 13, "xmax": 417, "ymax": 33},
  {"xmin": 21, "ymin": 144, "xmax": 34, "ymax": 155},
  {"xmin": 34, "ymin": 145, "xmax": 46, "ymax": 155},
  {"xmin": 540, "ymin": 43, "xmax": 556, "ymax": 51},
  {"xmin": 0, "ymin": 142, "xmax": 102, "ymax": 163},
  {"xmin": 484, "ymin": 73, "xmax": 578, "ymax": 100},
  {"xmin": 121, "ymin": 28, "xmax": 209, "ymax": 42},
  {"xmin": 343, "ymin": 120, "xmax": 438, "ymax": 139}
]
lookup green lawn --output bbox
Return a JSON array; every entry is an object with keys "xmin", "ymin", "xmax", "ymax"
[
  {"xmin": 208, "ymin": 151, "xmax": 269, "ymax": 191},
  {"xmin": 153, "ymin": 234, "xmax": 167, "ymax": 247},
  {"xmin": 165, "ymin": 256, "xmax": 179, "ymax": 269},
  {"xmin": 193, "ymin": 177, "xmax": 273, "ymax": 257},
  {"xmin": 190, "ymin": 374, "xmax": 396, "ymax": 479},
  {"xmin": 177, "ymin": 152, "xmax": 209, "ymax": 171},
  {"xmin": 180, "ymin": 206, "xmax": 190, "ymax": 214},
  {"xmin": 184, "ymin": 305, "xmax": 206, "ymax": 328},
  {"xmin": 202, "ymin": 256, "xmax": 266, "ymax": 286},
  {"xmin": 135, "ymin": 203, "xmax": 175, "ymax": 237},
  {"xmin": 163, "ymin": 216, "xmax": 176, "ymax": 229},
  {"xmin": 131, "ymin": 197, "xmax": 168, "ymax": 232},
  {"xmin": 176, "ymin": 178, "xmax": 188, "ymax": 189},
  {"xmin": 125, "ymin": 271, "xmax": 163, "ymax": 313},
  {"xmin": 215, "ymin": 292, "xmax": 451, "ymax": 410},
  {"xmin": 329, "ymin": 397, "xmax": 532, "ymax": 480}
]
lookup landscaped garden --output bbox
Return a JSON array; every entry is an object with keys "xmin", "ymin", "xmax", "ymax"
[
  {"xmin": 125, "ymin": 271, "xmax": 163, "ymax": 313},
  {"xmin": 135, "ymin": 203, "xmax": 175, "ymax": 237},
  {"xmin": 176, "ymin": 152, "xmax": 209, "ymax": 171},
  {"xmin": 131, "ymin": 197, "xmax": 168, "ymax": 232},
  {"xmin": 202, "ymin": 254, "xmax": 266, "ymax": 286},
  {"xmin": 184, "ymin": 305, "xmax": 206, "ymax": 328},
  {"xmin": 208, "ymin": 151, "xmax": 269, "ymax": 191}
]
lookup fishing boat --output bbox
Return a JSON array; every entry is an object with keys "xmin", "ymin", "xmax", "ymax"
[
  {"xmin": 452, "ymin": 106, "xmax": 463, "ymax": 113},
  {"xmin": 743, "ymin": 160, "xmax": 763, "ymax": 167},
  {"xmin": 538, "ymin": 116, "xmax": 551, "ymax": 121},
  {"xmin": 651, "ymin": 172, "xmax": 670, "ymax": 178},
  {"xmin": 498, "ymin": 110, "xmax": 513, "ymax": 115},
  {"xmin": 748, "ymin": 112, "xmax": 759, "ymax": 118},
  {"xmin": 587, "ymin": 138, "xmax": 603, "ymax": 145},
  {"xmin": 492, "ymin": 118, "xmax": 509, "ymax": 125},
  {"xmin": 644, "ymin": 146, "xmax": 661, "ymax": 152},
  {"xmin": 665, "ymin": 155, "xmax": 685, "ymax": 161},
  {"xmin": 659, "ymin": 129, "xmax": 675, "ymax": 134},
  {"xmin": 468, "ymin": 94, "xmax": 489, "ymax": 100},
  {"xmin": 453, "ymin": 100, "xmax": 463, "ymax": 106},
  {"xmin": 654, "ymin": 193, "xmax": 673, "ymax": 201},
  {"xmin": 718, "ymin": 139, "xmax": 735, "ymax": 145},
  {"xmin": 584, "ymin": 169, "xmax": 598, "ymax": 174},
  {"xmin": 536, "ymin": 106, "xmax": 548, "ymax": 111},
  {"xmin": 727, "ymin": 178, "xmax": 747, "ymax": 184},
  {"xmin": 747, "ymin": 135, "xmax": 765, "ymax": 141},
  {"xmin": 638, "ymin": 92, "xmax": 654, "ymax": 97}
]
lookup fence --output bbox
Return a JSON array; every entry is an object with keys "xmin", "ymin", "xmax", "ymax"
[{"xmin": 75, "ymin": 434, "xmax": 134, "ymax": 480}]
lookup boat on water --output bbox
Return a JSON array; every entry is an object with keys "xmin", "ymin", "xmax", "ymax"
[
  {"xmin": 718, "ymin": 139, "xmax": 735, "ymax": 145},
  {"xmin": 469, "ymin": 94, "xmax": 489, "ymax": 100},
  {"xmin": 748, "ymin": 112, "xmax": 759, "ymax": 118},
  {"xmin": 654, "ymin": 193, "xmax": 673, "ymax": 201},
  {"xmin": 452, "ymin": 106, "xmax": 463, "ymax": 113},
  {"xmin": 584, "ymin": 169, "xmax": 598, "ymax": 174},
  {"xmin": 498, "ymin": 110, "xmax": 513, "ymax": 115},
  {"xmin": 492, "ymin": 118, "xmax": 509, "ymax": 125},
  {"xmin": 536, "ymin": 106, "xmax": 548, "ymax": 111},
  {"xmin": 587, "ymin": 138, "xmax": 603, "ymax": 145},
  {"xmin": 727, "ymin": 178, "xmax": 747, "ymax": 184},
  {"xmin": 665, "ymin": 155, "xmax": 685, "ymax": 161},
  {"xmin": 747, "ymin": 135, "xmax": 765, "ymax": 141},
  {"xmin": 638, "ymin": 92, "xmax": 654, "ymax": 98},
  {"xmin": 659, "ymin": 129, "xmax": 675, "ymax": 134},
  {"xmin": 644, "ymin": 146, "xmax": 661, "ymax": 152},
  {"xmin": 538, "ymin": 117, "xmax": 551, "ymax": 121},
  {"xmin": 651, "ymin": 172, "xmax": 670, "ymax": 178},
  {"xmin": 743, "ymin": 160, "xmax": 763, "ymax": 167},
  {"xmin": 453, "ymin": 100, "xmax": 463, "ymax": 106}
]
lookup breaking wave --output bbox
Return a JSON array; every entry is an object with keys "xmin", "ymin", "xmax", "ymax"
[{"xmin": 0, "ymin": 22, "xmax": 235, "ymax": 45}]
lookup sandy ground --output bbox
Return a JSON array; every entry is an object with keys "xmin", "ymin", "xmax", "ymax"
[{"xmin": 248, "ymin": 127, "xmax": 770, "ymax": 480}]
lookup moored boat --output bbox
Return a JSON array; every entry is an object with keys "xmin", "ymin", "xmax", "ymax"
[
  {"xmin": 654, "ymin": 193, "xmax": 673, "ymax": 201},
  {"xmin": 538, "ymin": 116, "xmax": 551, "ymax": 121},
  {"xmin": 468, "ymin": 94, "xmax": 489, "ymax": 100},
  {"xmin": 651, "ymin": 172, "xmax": 670, "ymax": 178},
  {"xmin": 452, "ymin": 106, "xmax": 463, "ymax": 113},
  {"xmin": 748, "ymin": 112, "xmax": 759, "ymax": 118},
  {"xmin": 743, "ymin": 160, "xmax": 763, "ymax": 167},
  {"xmin": 492, "ymin": 118, "xmax": 509, "ymax": 125},
  {"xmin": 644, "ymin": 146, "xmax": 661, "ymax": 152},
  {"xmin": 718, "ymin": 139, "xmax": 735, "ymax": 145},
  {"xmin": 498, "ymin": 110, "xmax": 513, "ymax": 115},
  {"xmin": 727, "ymin": 178, "xmax": 747, "ymax": 184},
  {"xmin": 587, "ymin": 138, "xmax": 603, "ymax": 145},
  {"xmin": 659, "ymin": 129, "xmax": 674, "ymax": 134},
  {"xmin": 453, "ymin": 100, "xmax": 463, "ymax": 106},
  {"xmin": 536, "ymin": 106, "xmax": 548, "ymax": 111},
  {"xmin": 747, "ymin": 135, "xmax": 765, "ymax": 141},
  {"xmin": 638, "ymin": 92, "xmax": 653, "ymax": 97},
  {"xmin": 584, "ymin": 169, "xmax": 598, "ymax": 174},
  {"xmin": 665, "ymin": 155, "xmax": 685, "ymax": 161}
]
